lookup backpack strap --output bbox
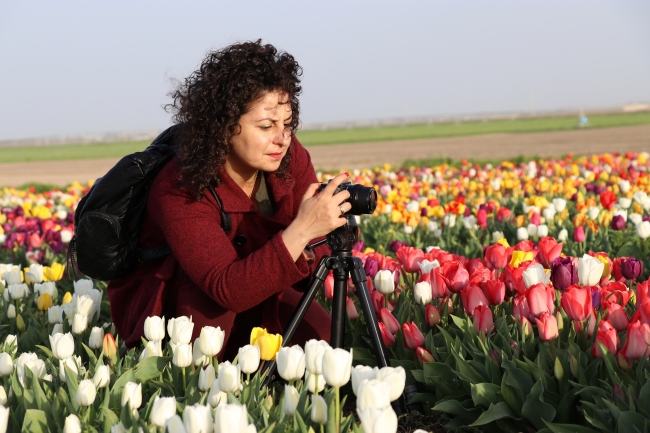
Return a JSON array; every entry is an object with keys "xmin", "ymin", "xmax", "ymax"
[{"xmin": 208, "ymin": 185, "xmax": 232, "ymax": 234}]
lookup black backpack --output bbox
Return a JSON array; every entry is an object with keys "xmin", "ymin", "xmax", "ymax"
[{"xmin": 69, "ymin": 124, "xmax": 231, "ymax": 281}]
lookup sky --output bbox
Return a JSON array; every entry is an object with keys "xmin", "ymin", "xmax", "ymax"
[{"xmin": 0, "ymin": 1, "xmax": 649, "ymax": 141}]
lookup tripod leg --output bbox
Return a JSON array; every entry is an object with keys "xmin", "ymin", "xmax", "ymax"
[{"xmin": 330, "ymin": 267, "xmax": 348, "ymax": 348}]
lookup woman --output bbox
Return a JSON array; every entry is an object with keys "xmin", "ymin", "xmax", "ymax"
[{"xmin": 107, "ymin": 40, "xmax": 351, "ymax": 359}]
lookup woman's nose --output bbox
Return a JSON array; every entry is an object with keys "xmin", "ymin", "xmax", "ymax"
[{"xmin": 274, "ymin": 124, "xmax": 291, "ymax": 145}]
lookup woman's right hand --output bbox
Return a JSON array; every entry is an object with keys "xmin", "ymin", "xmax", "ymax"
[{"xmin": 282, "ymin": 172, "xmax": 351, "ymax": 260}]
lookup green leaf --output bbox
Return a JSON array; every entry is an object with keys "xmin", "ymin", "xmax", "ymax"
[
  {"xmin": 82, "ymin": 342, "xmax": 99, "ymax": 366},
  {"xmin": 431, "ymin": 399, "xmax": 481, "ymax": 421},
  {"xmin": 411, "ymin": 369, "xmax": 425, "ymax": 383},
  {"xmin": 134, "ymin": 356, "xmax": 170, "ymax": 384},
  {"xmin": 452, "ymin": 351, "xmax": 487, "ymax": 384},
  {"xmin": 542, "ymin": 419, "xmax": 602, "ymax": 433},
  {"xmin": 21, "ymin": 409, "xmax": 48, "ymax": 433},
  {"xmin": 521, "ymin": 379, "xmax": 557, "ymax": 430},
  {"xmin": 616, "ymin": 411, "xmax": 648, "ymax": 433},
  {"xmin": 470, "ymin": 402, "xmax": 518, "ymax": 427},
  {"xmin": 501, "ymin": 371, "xmax": 524, "ymax": 417},
  {"xmin": 637, "ymin": 382, "xmax": 650, "ymax": 418},
  {"xmin": 471, "ymin": 383, "xmax": 502, "ymax": 408},
  {"xmin": 617, "ymin": 242, "xmax": 643, "ymax": 260},
  {"xmin": 35, "ymin": 344, "xmax": 53, "ymax": 358},
  {"xmin": 111, "ymin": 368, "xmax": 136, "ymax": 407},
  {"xmin": 102, "ymin": 408, "xmax": 120, "ymax": 433},
  {"xmin": 406, "ymin": 392, "xmax": 437, "ymax": 406}
]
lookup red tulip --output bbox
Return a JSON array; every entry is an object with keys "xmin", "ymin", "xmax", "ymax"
[
  {"xmin": 503, "ymin": 263, "xmax": 529, "ymax": 296},
  {"xmin": 513, "ymin": 296, "xmax": 531, "ymax": 321},
  {"xmin": 636, "ymin": 280, "xmax": 650, "ymax": 307},
  {"xmin": 429, "ymin": 270, "xmax": 448, "ymax": 298},
  {"xmin": 370, "ymin": 290, "xmax": 394, "ymax": 313},
  {"xmin": 415, "ymin": 347, "xmax": 435, "ymax": 364},
  {"xmin": 482, "ymin": 280, "xmax": 506, "ymax": 306},
  {"xmin": 425, "ymin": 304, "xmax": 441, "ymax": 327},
  {"xmin": 530, "ymin": 213, "xmax": 541, "ymax": 226},
  {"xmin": 324, "ymin": 272, "xmax": 334, "ymax": 300},
  {"xmin": 477, "ymin": 209, "xmax": 488, "ymax": 228},
  {"xmin": 573, "ymin": 226, "xmax": 585, "ymax": 242},
  {"xmin": 639, "ymin": 302, "xmax": 650, "ymax": 327},
  {"xmin": 378, "ymin": 322, "xmax": 396, "ymax": 348},
  {"xmin": 606, "ymin": 304, "xmax": 629, "ymax": 332},
  {"xmin": 441, "ymin": 261, "xmax": 469, "ymax": 293},
  {"xmin": 378, "ymin": 308, "xmax": 400, "ymax": 335},
  {"xmin": 470, "ymin": 267, "xmax": 493, "ymax": 286},
  {"xmin": 28, "ymin": 233, "xmax": 43, "ymax": 249},
  {"xmin": 496, "ymin": 207, "xmax": 512, "ymax": 222},
  {"xmin": 467, "ymin": 258, "xmax": 485, "ymax": 274},
  {"xmin": 537, "ymin": 237, "xmax": 563, "ymax": 269},
  {"xmin": 514, "ymin": 240, "xmax": 534, "ymax": 252},
  {"xmin": 611, "ymin": 258, "xmax": 626, "ymax": 283},
  {"xmin": 473, "ymin": 305, "xmax": 494, "ymax": 335},
  {"xmin": 526, "ymin": 283, "xmax": 553, "ymax": 318},
  {"xmin": 620, "ymin": 321, "xmax": 650, "ymax": 360},
  {"xmin": 484, "ymin": 243, "xmax": 508, "ymax": 270},
  {"xmin": 592, "ymin": 320, "xmax": 619, "ymax": 358},
  {"xmin": 560, "ymin": 285, "xmax": 593, "ymax": 322},
  {"xmin": 460, "ymin": 285, "xmax": 489, "ymax": 315},
  {"xmin": 402, "ymin": 322, "xmax": 425, "ymax": 349},
  {"xmin": 346, "ymin": 297, "xmax": 359, "ymax": 320},
  {"xmin": 534, "ymin": 312, "xmax": 559, "ymax": 341},
  {"xmin": 396, "ymin": 246, "xmax": 424, "ymax": 273},
  {"xmin": 599, "ymin": 190, "xmax": 617, "ymax": 210},
  {"xmin": 600, "ymin": 282, "xmax": 631, "ymax": 310}
]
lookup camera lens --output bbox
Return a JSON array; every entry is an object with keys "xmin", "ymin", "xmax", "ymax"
[{"xmin": 347, "ymin": 184, "xmax": 377, "ymax": 214}]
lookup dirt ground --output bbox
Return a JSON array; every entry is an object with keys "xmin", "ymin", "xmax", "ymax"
[{"xmin": 1, "ymin": 124, "xmax": 648, "ymax": 187}]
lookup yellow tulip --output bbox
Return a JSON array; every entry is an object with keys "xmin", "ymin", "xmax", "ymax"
[
  {"xmin": 44, "ymin": 263, "xmax": 65, "ymax": 282},
  {"xmin": 37, "ymin": 293, "xmax": 53, "ymax": 311},
  {"xmin": 510, "ymin": 251, "xmax": 533, "ymax": 268},
  {"xmin": 250, "ymin": 327, "xmax": 282, "ymax": 361},
  {"xmin": 496, "ymin": 238, "xmax": 510, "ymax": 248},
  {"xmin": 16, "ymin": 314, "xmax": 25, "ymax": 331},
  {"xmin": 363, "ymin": 248, "xmax": 375, "ymax": 254},
  {"xmin": 62, "ymin": 292, "xmax": 73, "ymax": 304}
]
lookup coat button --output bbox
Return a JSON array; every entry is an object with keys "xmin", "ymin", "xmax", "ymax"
[{"xmin": 234, "ymin": 235, "xmax": 247, "ymax": 246}]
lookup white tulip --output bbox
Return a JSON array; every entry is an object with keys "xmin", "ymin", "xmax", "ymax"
[
  {"xmin": 542, "ymin": 206, "xmax": 556, "ymax": 222},
  {"xmin": 172, "ymin": 320, "xmax": 194, "ymax": 345},
  {"xmin": 356, "ymin": 379, "xmax": 391, "ymax": 411},
  {"xmin": 311, "ymin": 394, "xmax": 328, "ymax": 424},
  {"xmin": 516, "ymin": 227, "xmax": 529, "ymax": 241},
  {"xmin": 618, "ymin": 198, "xmax": 632, "ymax": 209},
  {"xmin": 558, "ymin": 229, "xmax": 568, "ymax": 242},
  {"xmin": 0, "ymin": 386, "xmax": 6, "ymax": 405},
  {"xmin": 413, "ymin": 281, "xmax": 432, "ymax": 305},
  {"xmin": 207, "ymin": 380, "xmax": 227, "ymax": 408},
  {"xmin": 163, "ymin": 415, "xmax": 186, "ymax": 433},
  {"xmin": 63, "ymin": 414, "xmax": 82, "ymax": 433},
  {"xmin": 192, "ymin": 338, "xmax": 209, "ymax": 367},
  {"xmin": 217, "ymin": 361, "xmax": 241, "ymax": 394},
  {"xmin": 537, "ymin": 224, "xmax": 549, "ymax": 238},
  {"xmin": 376, "ymin": 366, "xmax": 406, "ymax": 402},
  {"xmin": 322, "ymin": 348, "xmax": 353, "ymax": 388},
  {"xmin": 304, "ymin": 339, "xmax": 331, "ymax": 375},
  {"xmin": 50, "ymin": 332, "xmax": 75, "ymax": 360},
  {"xmin": 0, "ymin": 353, "xmax": 13, "ymax": 376},
  {"xmin": 59, "ymin": 357, "xmax": 79, "ymax": 382},
  {"xmin": 629, "ymin": 213, "xmax": 643, "ymax": 226},
  {"xmin": 426, "ymin": 220, "xmax": 439, "ymax": 232},
  {"xmin": 357, "ymin": 406, "xmax": 398, "ymax": 433},
  {"xmin": 406, "ymin": 200, "xmax": 420, "ymax": 213},
  {"xmin": 168, "ymin": 316, "xmax": 193, "ymax": 344},
  {"xmin": 89, "ymin": 327, "xmax": 104, "ymax": 349},
  {"xmin": 183, "ymin": 404, "xmax": 213, "ymax": 433},
  {"xmin": 60, "ymin": 229, "xmax": 73, "ymax": 243},
  {"xmin": 463, "ymin": 215, "xmax": 478, "ymax": 230},
  {"xmin": 633, "ymin": 191, "xmax": 649, "ymax": 207},
  {"xmin": 588, "ymin": 206, "xmax": 600, "ymax": 220},
  {"xmin": 403, "ymin": 224, "xmax": 414, "ymax": 235},
  {"xmin": 93, "ymin": 365, "xmax": 110, "ymax": 388},
  {"xmin": 276, "ymin": 346, "xmax": 306, "ymax": 382},
  {"xmin": 121, "ymin": 382, "xmax": 142, "ymax": 410},
  {"xmin": 637, "ymin": 221, "xmax": 650, "ymax": 239},
  {"xmin": 48, "ymin": 305, "xmax": 64, "ymax": 324},
  {"xmin": 284, "ymin": 385, "xmax": 300, "ymax": 416},
  {"xmin": 491, "ymin": 231, "xmax": 505, "ymax": 243},
  {"xmin": 144, "ymin": 315, "xmax": 166, "ymax": 341},
  {"xmin": 417, "ymin": 259, "xmax": 440, "ymax": 274},
  {"xmin": 4, "ymin": 335, "xmax": 17, "ymax": 355},
  {"xmin": 374, "ymin": 270, "xmax": 396, "ymax": 295},
  {"xmin": 199, "ymin": 326, "xmax": 225, "ymax": 357},
  {"xmin": 237, "ymin": 345, "xmax": 260, "ymax": 374},
  {"xmin": 619, "ymin": 179, "xmax": 631, "ymax": 193},
  {"xmin": 351, "ymin": 365, "xmax": 379, "ymax": 395},
  {"xmin": 527, "ymin": 224, "xmax": 538, "ymax": 238},
  {"xmin": 142, "ymin": 340, "xmax": 163, "ymax": 359},
  {"xmin": 173, "ymin": 343, "xmax": 193, "ymax": 368},
  {"xmin": 73, "ymin": 279, "xmax": 94, "ymax": 294},
  {"xmin": 15, "ymin": 352, "xmax": 45, "ymax": 381},
  {"xmin": 304, "ymin": 371, "xmax": 326, "ymax": 394},
  {"xmin": 43, "ymin": 374, "xmax": 53, "ymax": 382},
  {"xmin": 76, "ymin": 379, "xmax": 97, "ymax": 406},
  {"xmin": 52, "ymin": 323, "xmax": 63, "ymax": 336},
  {"xmin": 554, "ymin": 196, "xmax": 568, "ymax": 212},
  {"xmin": 35, "ymin": 281, "xmax": 57, "ymax": 298},
  {"xmin": 613, "ymin": 209, "xmax": 628, "ymax": 222},
  {"xmin": 9, "ymin": 283, "xmax": 29, "ymax": 300},
  {"xmin": 214, "ymin": 403, "xmax": 256, "ymax": 433},
  {"xmin": 491, "ymin": 178, "xmax": 501, "ymax": 191},
  {"xmin": 25, "ymin": 264, "xmax": 44, "ymax": 284},
  {"xmin": 578, "ymin": 254, "xmax": 605, "ymax": 286},
  {"xmin": 444, "ymin": 214, "xmax": 456, "ymax": 228},
  {"xmin": 383, "ymin": 204, "xmax": 392, "ymax": 214},
  {"xmin": 76, "ymin": 295, "xmax": 94, "ymax": 317},
  {"xmin": 522, "ymin": 264, "xmax": 546, "ymax": 288},
  {"xmin": 6, "ymin": 305, "xmax": 15, "ymax": 319},
  {"xmin": 72, "ymin": 314, "xmax": 88, "ymax": 334},
  {"xmin": 151, "ymin": 396, "xmax": 177, "ymax": 428},
  {"xmin": 4, "ymin": 270, "xmax": 22, "ymax": 286},
  {"xmin": 199, "ymin": 365, "xmax": 216, "ymax": 391}
]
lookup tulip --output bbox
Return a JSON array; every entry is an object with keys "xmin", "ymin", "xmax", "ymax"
[
  {"xmin": 396, "ymin": 246, "xmax": 424, "ymax": 273},
  {"xmin": 122, "ymin": 382, "xmax": 142, "ymax": 410},
  {"xmin": 376, "ymin": 308, "xmax": 399, "ymax": 335},
  {"xmin": 237, "ymin": 345, "xmax": 261, "ymax": 374},
  {"xmin": 172, "ymin": 343, "xmax": 192, "ymax": 368},
  {"xmin": 610, "ymin": 215, "xmax": 626, "ymax": 230},
  {"xmin": 413, "ymin": 281, "xmax": 432, "ymax": 305},
  {"xmin": 183, "ymin": 404, "xmax": 212, "ymax": 433},
  {"xmin": 557, "ymin": 228, "xmax": 568, "ymax": 242},
  {"xmin": 9, "ymin": 283, "xmax": 28, "ymax": 300},
  {"xmin": 351, "ymin": 365, "xmax": 379, "ymax": 395},
  {"xmin": 322, "ymin": 348, "xmax": 353, "ymax": 388},
  {"xmin": 37, "ymin": 293, "xmax": 53, "ymax": 311},
  {"xmin": 3, "ymin": 270, "xmax": 21, "ymax": 286},
  {"xmin": 48, "ymin": 305, "xmax": 64, "ymax": 324},
  {"xmin": 578, "ymin": 254, "xmax": 605, "ymax": 286},
  {"xmin": 76, "ymin": 379, "xmax": 96, "ymax": 406},
  {"xmin": 425, "ymin": 304, "xmax": 441, "ymax": 327},
  {"xmin": 172, "ymin": 320, "xmax": 194, "ymax": 345},
  {"xmin": 523, "ymin": 264, "xmax": 547, "ymax": 288},
  {"xmin": 75, "ymin": 295, "xmax": 94, "ymax": 317},
  {"xmin": 519, "ymin": 316, "xmax": 534, "ymax": 338},
  {"xmin": 62, "ymin": 291, "xmax": 72, "ymax": 304},
  {"xmin": 402, "ymin": 322, "xmax": 425, "ymax": 349},
  {"xmin": 250, "ymin": 327, "xmax": 282, "ymax": 361},
  {"xmin": 198, "ymin": 325, "xmax": 225, "ymax": 358},
  {"xmin": 304, "ymin": 371, "xmax": 326, "ymax": 393},
  {"xmin": 374, "ymin": 270, "xmax": 396, "ymax": 295},
  {"xmin": 573, "ymin": 226, "xmax": 585, "ymax": 243},
  {"xmin": 535, "ymin": 312, "xmax": 559, "ymax": 341},
  {"xmin": 88, "ymin": 326, "xmax": 104, "ymax": 350},
  {"xmin": 620, "ymin": 258, "xmax": 643, "ymax": 281},
  {"xmin": 207, "ymin": 380, "xmax": 227, "ymax": 409},
  {"xmin": 50, "ymin": 332, "xmax": 75, "ymax": 360},
  {"xmin": 304, "ymin": 339, "xmax": 331, "ymax": 375},
  {"xmin": 217, "ymin": 361, "xmax": 241, "ymax": 393},
  {"xmin": 143, "ymin": 315, "xmax": 166, "ymax": 341},
  {"xmin": 0, "ymin": 386, "xmax": 5, "ymax": 406},
  {"xmin": 284, "ymin": 384, "xmax": 300, "ymax": 416},
  {"xmin": 346, "ymin": 297, "xmax": 359, "ymax": 320},
  {"xmin": 516, "ymin": 227, "xmax": 529, "ymax": 241},
  {"xmin": 190, "ymin": 337, "xmax": 209, "ymax": 367},
  {"xmin": 364, "ymin": 258, "xmax": 379, "ymax": 278},
  {"xmin": 6, "ymin": 305, "xmax": 15, "ymax": 319},
  {"xmin": 510, "ymin": 250, "xmax": 533, "ymax": 269},
  {"xmin": 311, "ymin": 395, "xmax": 328, "ymax": 425},
  {"xmin": 592, "ymin": 320, "xmax": 619, "ymax": 358},
  {"xmin": 481, "ymin": 280, "xmax": 505, "ymax": 306},
  {"xmin": 607, "ymin": 304, "xmax": 629, "ymax": 332},
  {"xmin": 620, "ymin": 321, "xmax": 650, "ymax": 360},
  {"xmin": 214, "ymin": 403, "xmax": 255, "ymax": 433},
  {"xmin": 63, "ymin": 414, "xmax": 82, "ymax": 433},
  {"xmin": 0, "ymin": 353, "xmax": 13, "ymax": 376},
  {"xmin": 199, "ymin": 365, "xmax": 216, "ymax": 391},
  {"xmin": 484, "ymin": 243, "xmax": 507, "ymax": 269},
  {"xmin": 59, "ymin": 357, "xmax": 79, "ymax": 382},
  {"xmin": 441, "ymin": 261, "xmax": 469, "ymax": 293},
  {"xmin": 460, "ymin": 284, "xmax": 489, "ymax": 315},
  {"xmin": 473, "ymin": 305, "xmax": 494, "ymax": 335},
  {"xmin": 378, "ymin": 323, "xmax": 396, "ymax": 348},
  {"xmin": 150, "ymin": 396, "xmax": 177, "ymax": 428},
  {"xmin": 429, "ymin": 270, "xmax": 448, "ymax": 298},
  {"xmin": 357, "ymin": 379, "xmax": 391, "ymax": 411},
  {"xmin": 72, "ymin": 313, "xmax": 88, "ymax": 334},
  {"xmin": 163, "ymin": 415, "xmax": 186, "ymax": 433},
  {"xmin": 93, "ymin": 365, "xmax": 110, "ymax": 388},
  {"xmin": 142, "ymin": 340, "xmax": 163, "ymax": 360},
  {"xmin": 550, "ymin": 257, "xmax": 578, "ymax": 291},
  {"xmin": 637, "ymin": 221, "xmax": 650, "ymax": 239},
  {"xmin": 357, "ymin": 406, "xmax": 398, "ymax": 433},
  {"xmin": 376, "ymin": 366, "xmax": 406, "ymax": 402},
  {"xmin": 560, "ymin": 285, "xmax": 593, "ymax": 322},
  {"xmin": 276, "ymin": 345, "xmax": 306, "ymax": 382},
  {"xmin": 418, "ymin": 259, "xmax": 440, "ymax": 274}
]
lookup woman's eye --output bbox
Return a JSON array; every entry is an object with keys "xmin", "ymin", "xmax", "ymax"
[{"xmin": 260, "ymin": 125, "xmax": 272, "ymax": 130}]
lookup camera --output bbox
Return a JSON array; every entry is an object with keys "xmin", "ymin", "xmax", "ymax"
[{"xmin": 317, "ymin": 181, "xmax": 377, "ymax": 215}]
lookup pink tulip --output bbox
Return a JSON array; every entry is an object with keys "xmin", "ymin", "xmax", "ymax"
[
  {"xmin": 324, "ymin": 272, "xmax": 334, "ymax": 300},
  {"xmin": 396, "ymin": 246, "xmax": 424, "ymax": 273},
  {"xmin": 378, "ymin": 308, "xmax": 399, "ymax": 335},
  {"xmin": 560, "ymin": 285, "xmax": 593, "ymax": 322},
  {"xmin": 537, "ymin": 237, "xmax": 563, "ymax": 269},
  {"xmin": 346, "ymin": 298, "xmax": 359, "ymax": 320},
  {"xmin": 415, "ymin": 347, "xmax": 435, "ymax": 364},
  {"xmin": 513, "ymin": 296, "xmax": 531, "ymax": 321},
  {"xmin": 620, "ymin": 321, "xmax": 650, "ymax": 360},
  {"xmin": 573, "ymin": 226, "xmax": 585, "ymax": 242},
  {"xmin": 526, "ymin": 283, "xmax": 553, "ymax": 318},
  {"xmin": 441, "ymin": 261, "xmax": 470, "ymax": 293},
  {"xmin": 535, "ymin": 312, "xmax": 559, "ymax": 341},
  {"xmin": 425, "ymin": 304, "xmax": 441, "ymax": 327},
  {"xmin": 473, "ymin": 305, "xmax": 494, "ymax": 335},
  {"xmin": 482, "ymin": 280, "xmax": 505, "ymax": 306},
  {"xmin": 592, "ymin": 320, "xmax": 619, "ymax": 358},
  {"xmin": 378, "ymin": 323, "xmax": 395, "ymax": 348},
  {"xmin": 460, "ymin": 285, "xmax": 489, "ymax": 315},
  {"xmin": 606, "ymin": 304, "xmax": 629, "ymax": 332},
  {"xmin": 402, "ymin": 322, "xmax": 425, "ymax": 350}
]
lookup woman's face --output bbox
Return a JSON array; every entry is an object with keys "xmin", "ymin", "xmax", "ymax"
[{"xmin": 227, "ymin": 90, "xmax": 293, "ymax": 176}]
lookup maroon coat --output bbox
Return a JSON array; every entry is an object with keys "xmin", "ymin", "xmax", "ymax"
[{"xmin": 107, "ymin": 138, "xmax": 331, "ymax": 358}]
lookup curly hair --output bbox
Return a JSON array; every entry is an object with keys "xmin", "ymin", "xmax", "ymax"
[{"xmin": 166, "ymin": 40, "xmax": 302, "ymax": 199}]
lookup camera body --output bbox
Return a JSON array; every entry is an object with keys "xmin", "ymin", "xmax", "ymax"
[{"xmin": 316, "ymin": 181, "xmax": 377, "ymax": 215}]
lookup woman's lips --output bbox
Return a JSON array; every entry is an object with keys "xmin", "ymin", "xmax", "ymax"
[{"xmin": 267, "ymin": 153, "xmax": 283, "ymax": 160}]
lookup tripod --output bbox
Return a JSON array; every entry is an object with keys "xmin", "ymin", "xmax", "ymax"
[{"xmin": 262, "ymin": 216, "xmax": 407, "ymax": 414}]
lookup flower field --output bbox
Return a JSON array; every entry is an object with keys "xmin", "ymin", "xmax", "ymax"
[{"xmin": 0, "ymin": 151, "xmax": 649, "ymax": 432}]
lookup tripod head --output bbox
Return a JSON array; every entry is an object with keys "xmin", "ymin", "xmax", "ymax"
[{"xmin": 325, "ymin": 215, "xmax": 359, "ymax": 252}]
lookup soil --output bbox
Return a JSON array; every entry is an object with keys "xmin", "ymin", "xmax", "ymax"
[{"xmin": 1, "ymin": 124, "xmax": 648, "ymax": 187}]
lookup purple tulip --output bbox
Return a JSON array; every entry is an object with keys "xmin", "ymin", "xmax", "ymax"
[
  {"xmin": 14, "ymin": 207, "xmax": 24, "ymax": 217},
  {"xmin": 389, "ymin": 240, "xmax": 408, "ymax": 253},
  {"xmin": 621, "ymin": 258, "xmax": 643, "ymax": 281},
  {"xmin": 591, "ymin": 287, "xmax": 601, "ymax": 310},
  {"xmin": 550, "ymin": 257, "xmax": 578, "ymax": 290},
  {"xmin": 50, "ymin": 241, "xmax": 64, "ymax": 254},
  {"xmin": 364, "ymin": 258, "xmax": 379, "ymax": 278},
  {"xmin": 352, "ymin": 240, "xmax": 365, "ymax": 252},
  {"xmin": 610, "ymin": 215, "xmax": 626, "ymax": 231},
  {"xmin": 571, "ymin": 193, "xmax": 579, "ymax": 202}
]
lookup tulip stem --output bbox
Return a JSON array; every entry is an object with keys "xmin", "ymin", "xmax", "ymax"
[
  {"xmin": 335, "ymin": 386, "xmax": 340, "ymax": 433},
  {"xmin": 182, "ymin": 366, "xmax": 187, "ymax": 395}
]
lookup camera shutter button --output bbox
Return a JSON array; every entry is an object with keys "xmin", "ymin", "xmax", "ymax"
[{"xmin": 234, "ymin": 235, "xmax": 247, "ymax": 246}]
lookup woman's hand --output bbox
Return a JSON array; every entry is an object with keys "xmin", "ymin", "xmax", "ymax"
[{"xmin": 282, "ymin": 172, "xmax": 351, "ymax": 261}]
